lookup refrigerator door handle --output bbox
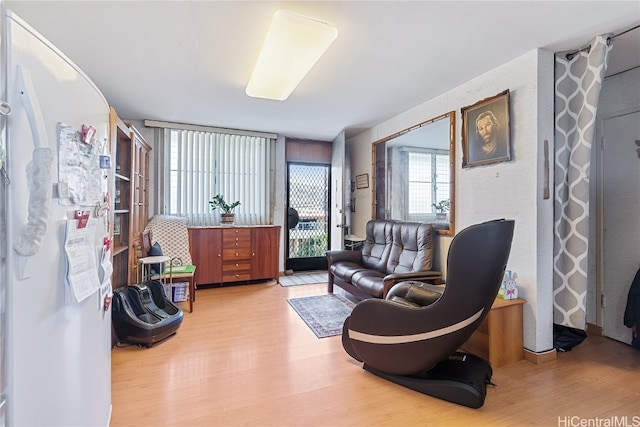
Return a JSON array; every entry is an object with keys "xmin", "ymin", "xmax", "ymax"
[
  {"xmin": 0, "ymin": 100, "xmax": 11, "ymax": 116},
  {"xmin": 16, "ymin": 66, "xmax": 49, "ymax": 149},
  {"xmin": 0, "ymin": 101, "xmax": 9, "ymax": 185}
]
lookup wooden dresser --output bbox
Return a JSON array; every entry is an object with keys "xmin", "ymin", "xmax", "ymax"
[{"xmin": 188, "ymin": 226, "xmax": 280, "ymax": 286}]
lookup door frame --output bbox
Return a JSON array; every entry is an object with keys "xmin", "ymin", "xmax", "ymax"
[{"xmin": 330, "ymin": 131, "xmax": 345, "ymax": 251}]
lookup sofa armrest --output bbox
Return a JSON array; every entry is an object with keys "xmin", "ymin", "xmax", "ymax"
[
  {"xmin": 326, "ymin": 250, "xmax": 362, "ymax": 266},
  {"xmin": 382, "ymin": 270, "xmax": 442, "ymax": 297}
]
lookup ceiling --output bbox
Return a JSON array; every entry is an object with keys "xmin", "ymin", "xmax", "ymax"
[{"xmin": 5, "ymin": 1, "xmax": 640, "ymax": 141}]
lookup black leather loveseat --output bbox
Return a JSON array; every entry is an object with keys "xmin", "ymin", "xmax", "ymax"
[{"xmin": 327, "ymin": 219, "xmax": 442, "ymax": 300}]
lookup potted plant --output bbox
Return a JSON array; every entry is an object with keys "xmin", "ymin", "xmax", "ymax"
[
  {"xmin": 209, "ymin": 194, "xmax": 241, "ymax": 225},
  {"xmin": 432, "ymin": 199, "xmax": 450, "ymax": 221}
]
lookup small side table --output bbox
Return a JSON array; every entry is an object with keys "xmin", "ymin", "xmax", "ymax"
[
  {"xmin": 345, "ymin": 235, "xmax": 365, "ymax": 251},
  {"xmin": 460, "ymin": 297, "xmax": 526, "ymax": 368},
  {"xmin": 138, "ymin": 255, "xmax": 172, "ymax": 288},
  {"xmin": 138, "ymin": 256, "xmax": 196, "ymax": 313}
]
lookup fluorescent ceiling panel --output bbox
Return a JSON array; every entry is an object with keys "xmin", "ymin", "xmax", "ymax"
[{"xmin": 246, "ymin": 10, "xmax": 338, "ymax": 101}]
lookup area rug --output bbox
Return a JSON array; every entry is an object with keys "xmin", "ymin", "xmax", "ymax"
[
  {"xmin": 287, "ymin": 294, "xmax": 356, "ymax": 338},
  {"xmin": 279, "ymin": 271, "xmax": 328, "ymax": 287}
]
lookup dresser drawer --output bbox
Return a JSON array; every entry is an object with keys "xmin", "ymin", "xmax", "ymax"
[
  {"xmin": 222, "ymin": 228, "xmax": 251, "ymax": 245},
  {"xmin": 222, "ymin": 272, "xmax": 252, "ymax": 282},
  {"xmin": 222, "ymin": 260, "xmax": 251, "ymax": 271},
  {"xmin": 222, "ymin": 258, "xmax": 251, "ymax": 282},
  {"xmin": 222, "ymin": 248, "xmax": 251, "ymax": 260}
]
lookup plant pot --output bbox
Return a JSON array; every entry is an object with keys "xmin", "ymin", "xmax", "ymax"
[
  {"xmin": 220, "ymin": 213, "xmax": 235, "ymax": 225},
  {"xmin": 436, "ymin": 213, "xmax": 447, "ymax": 221}
]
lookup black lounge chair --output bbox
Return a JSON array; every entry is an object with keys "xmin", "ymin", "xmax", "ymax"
[{"xmin": 342, "ymin": 219, "xmax": 515, "ymax": 408}]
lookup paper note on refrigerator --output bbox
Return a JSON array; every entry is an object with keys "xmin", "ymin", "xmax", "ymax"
[
  {"xmin": 58, "ymin": 123, "xmax": 104, "ymax": 206},
  {"xmin": 64, "ymin": 218, "xmax": 100, "ymax": 302}
]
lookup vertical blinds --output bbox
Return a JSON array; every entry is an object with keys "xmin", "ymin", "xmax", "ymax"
[{"xmin": 162, "ymin": 128, "xmax": 273, "ymax": 226}]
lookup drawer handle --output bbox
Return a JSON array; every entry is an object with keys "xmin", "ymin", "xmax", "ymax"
[
  {"xmin": 235, "ymin": 263, "xmax": 239, "ymax": 267},
  {"xmin": 235, "ymin": 252, "xmax": 239, "ymax": 256},
  {"xmin": 235, "ymin": 243, "xmax": 239, "ymax": 247}
]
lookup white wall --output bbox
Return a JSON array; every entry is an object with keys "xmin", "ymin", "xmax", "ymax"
[{"xmin": 347, "ymin": 48, "xmax": 555, "ymax": 353}]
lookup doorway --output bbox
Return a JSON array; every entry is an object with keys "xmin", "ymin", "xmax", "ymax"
[
  {"xmin": 286, "ymin": 162, "xmax": 330, "ymax": 272},
  {"xmin": 600, "ymin": 110, "xmax": 640, "ymax": 344}
]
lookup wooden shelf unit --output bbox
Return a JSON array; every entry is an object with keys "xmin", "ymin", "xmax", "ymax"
[
  {"xmin": 127, "ymin": 124, "xmax": 152, "ymax": 284},
  {"xmin": 109, "ymin": 107, "xmax": 152, "ymax": 288},
  {"xmin": 110, "ymin": 107, "xmax": 132, "ymax": 289}
]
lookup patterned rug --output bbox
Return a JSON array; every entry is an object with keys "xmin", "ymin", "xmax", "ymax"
[
  {"xmin": 279, "ymin": 271, "xmax": 328, "ymax": 287},
  {"xmin": 287, "ymin": 294, "xmax": 356, "ymax": 338}
]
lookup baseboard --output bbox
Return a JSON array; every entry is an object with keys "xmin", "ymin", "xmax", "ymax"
[
  {"xmin": 523, "ymin": 348, "xmax": 557, "ymax": 364},
  {"xmin": 586, "ymin": 322, "xmax": 603, "ymax": 336}
]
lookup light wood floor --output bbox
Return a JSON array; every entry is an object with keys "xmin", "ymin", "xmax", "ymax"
[{"xmin": 111, "ymin": 281, "xmax": 640, "ymax": 426}]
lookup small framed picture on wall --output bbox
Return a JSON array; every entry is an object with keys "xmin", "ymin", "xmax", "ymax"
[
  {"xmin": 461, "ymin": 90, "xmax": 511, "ymax": 168},
  {"xmin": 356, "ymin": 173, "xmax": 369, "ymax": 189}
]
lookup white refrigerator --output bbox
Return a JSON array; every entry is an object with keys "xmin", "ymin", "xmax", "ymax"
[{"xmin": 0, "ymin": 10, "xmax": 112, "ymax": 427}]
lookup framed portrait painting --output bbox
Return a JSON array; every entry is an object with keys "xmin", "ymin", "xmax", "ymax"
[{"xmin": 461, "ymin": 90, "xmax": 511, "ymax": 168}]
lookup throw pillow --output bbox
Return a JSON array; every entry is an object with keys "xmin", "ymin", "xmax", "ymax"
[{"xmin": 148, "ymin": 242, "xmax": 165, "ymax": 275}]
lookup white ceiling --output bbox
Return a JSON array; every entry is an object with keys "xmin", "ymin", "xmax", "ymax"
[{"xmin": 5, "ymin": 1, "xmax": 640, "ymax": 141}]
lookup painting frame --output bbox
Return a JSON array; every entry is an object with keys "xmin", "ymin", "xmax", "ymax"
[{"xmin": 461, "ymin": 90, "xmax": 511, "ymax": 168}]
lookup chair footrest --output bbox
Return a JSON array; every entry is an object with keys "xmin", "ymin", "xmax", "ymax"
[{"xmin": 364, "ymin": 353, "xmax": 493, "ymax": 409}]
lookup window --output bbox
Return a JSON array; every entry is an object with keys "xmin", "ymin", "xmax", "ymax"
[
  {"xmin": 403, "ymin": 148, "xmax": 449, "ymax": 222},
  {"xmin": 158, "ymin": 127, "xmax": 275, "ymax": 226}
]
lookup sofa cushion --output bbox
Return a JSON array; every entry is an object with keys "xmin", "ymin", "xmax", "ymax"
[
  {"xmin": 387, "ymin": 222, "xmax": 434, "ymax": 274},
  {"xmin": 361, "ymin": 220, "xmax": 394, "ymax": 270},
  {"xmin": 351, "ymin": 270, "xmax": 386, "ymax": 298},
  {"xmin": 329, "ymin": 262, "xmax": 368, "ymax": 282}
]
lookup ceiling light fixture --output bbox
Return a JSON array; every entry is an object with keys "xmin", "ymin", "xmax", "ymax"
[{"xmin": 246, "ymin": 10, "xmax": 338, "ymax": 101}]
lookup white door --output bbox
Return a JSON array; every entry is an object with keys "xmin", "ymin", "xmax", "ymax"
[
  {"xmin": 330, "ymin": 131, "xmax": 345, "ymax": 250},
  {"xmin": 602, "ymin": 110, "xmax": 640, "ymax": 344}
]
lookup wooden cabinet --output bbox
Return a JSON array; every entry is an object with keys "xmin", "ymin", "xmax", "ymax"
[
  {"xmin": 460, "ymin": 297, "xmax": 526, "ymax": 368},
  {"xmin": 109, "ymin": 108, "xmax": 151, "ymax": 288},
  {"xmin": 251, "ymin": 226, "xmax": 280, "ymax": 280},
  {"xmin": 189, "ymin": 226, "xmax": 280, "ymax": 286},
  {"xmin": 189, "ymin": 227, "xmax": 222, "ymax": 285}
]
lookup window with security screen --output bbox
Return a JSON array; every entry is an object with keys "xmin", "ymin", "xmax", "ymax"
[{"xmin": 403, "ymin": 149, "xmax": 449, "ymax": 222}]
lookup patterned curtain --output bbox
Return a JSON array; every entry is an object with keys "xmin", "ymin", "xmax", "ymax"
[{"xmin": 553, "ymin": 35, "xmax": 612, "ymax": 330}]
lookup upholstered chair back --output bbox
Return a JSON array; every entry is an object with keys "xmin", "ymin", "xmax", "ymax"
[
  {"xmin": 360, "ymin": 220, "xmax": 394, "ymax": 271},
  {"xmin": 387, "ymin": 222, "xmax": 434, "ymax": 274},
  {"xmin": 145, "ymin": 215, "xmax": 192, "ymax": 265}
]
